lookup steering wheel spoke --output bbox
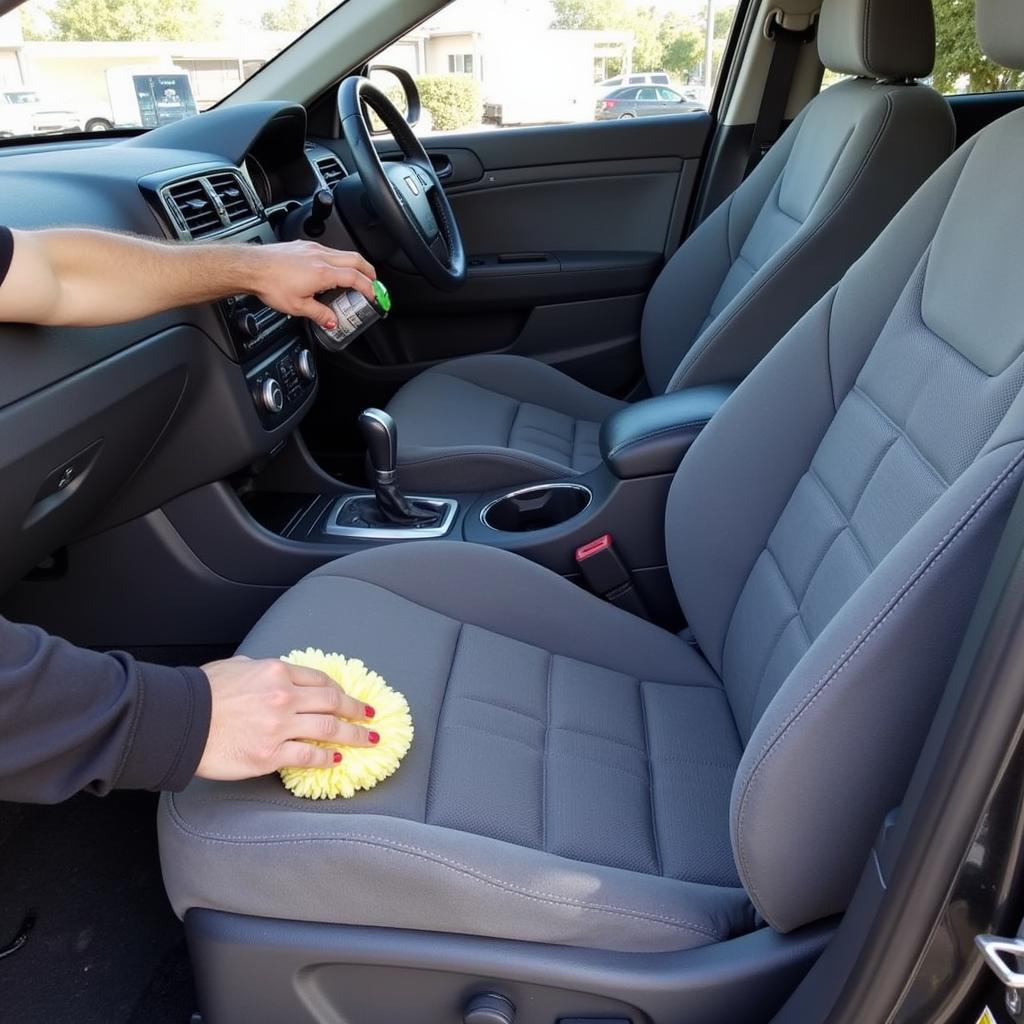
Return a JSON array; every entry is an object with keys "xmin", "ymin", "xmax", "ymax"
[{"xmin": 338, "ymin": 77, "xmax": 465, "ymax": 291}]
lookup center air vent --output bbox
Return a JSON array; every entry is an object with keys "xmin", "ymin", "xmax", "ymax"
[
  {"xmin": 316, "ymin": 156, "xmax": 346, "ymax": 187},
  {"xmin": 163, "ymin": 178, "xmax": 222, "ymax": 238},
  {"xmin": 160, "ymin": 170, "xmax": 260, "ymax": 239},
  {"xmin": 208, "ymin": 171, "xmax": 258, "ymax": 227}
]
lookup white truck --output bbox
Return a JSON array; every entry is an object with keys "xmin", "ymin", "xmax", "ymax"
[{"xmin": 84, "ymin": 67, "xmax": 199, "ymax": 132}]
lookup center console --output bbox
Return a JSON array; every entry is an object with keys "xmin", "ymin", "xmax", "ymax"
[
  {"xmin": 155, "ymin": 384, "xmax": 738, "ymax": 636},
  {"xmin": 221, "ymin": 294, "xmax": 318, "ymax": 428}
]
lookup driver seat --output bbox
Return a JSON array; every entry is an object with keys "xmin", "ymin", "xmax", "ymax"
[{"xmin": 386, "ymin": 0, "xmax": 953, "ymax": 493}]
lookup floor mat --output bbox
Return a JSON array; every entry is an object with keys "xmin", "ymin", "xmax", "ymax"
[{"xmin": 0, "ymin": 791, "xmax": 196, "ymax": 1024}]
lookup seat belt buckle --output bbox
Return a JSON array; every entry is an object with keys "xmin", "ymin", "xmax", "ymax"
[{"xmin": 575, "ymin": 534, "xmax": 649, "ymax": 618}]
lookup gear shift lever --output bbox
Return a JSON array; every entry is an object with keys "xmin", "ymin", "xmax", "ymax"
[{"xmin": 358, "ymin": 408, "xmax": 439, "ymax": 525}]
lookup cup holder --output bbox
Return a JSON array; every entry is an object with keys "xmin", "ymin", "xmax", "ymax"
[{"xmin": 481, "ymin": 483, "xmax": 592, "ymax": 532}]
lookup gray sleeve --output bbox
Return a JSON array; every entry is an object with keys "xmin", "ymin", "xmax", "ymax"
[{"xmin": 0, "ymin": 616, "xmax": 211, "ymax": 803}]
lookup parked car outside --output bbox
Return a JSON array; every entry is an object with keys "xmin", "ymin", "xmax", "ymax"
[
  {"xmin": 595, "ymin": 71, "xmax": 672, "ymax": 96},
  {"xmin": 0, "ymin": 90, "xmax": 81, "ymax": 137},
  {"xmin": 595, "ymin": 84, "xmax": 704, "ymax": 119}
]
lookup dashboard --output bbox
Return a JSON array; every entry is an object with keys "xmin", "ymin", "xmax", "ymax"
[{"xmin": 0, "ymin": 101, "xmax": 351, "ymax": 590}]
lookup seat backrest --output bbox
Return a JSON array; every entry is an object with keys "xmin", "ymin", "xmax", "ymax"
[
  {"xmin": 640, "ymin": 0, "xmax": 953, "ymax": 396},
  {"xmin": 666, "ymin": 2, "xmax": 1024, "ymax": 934}
]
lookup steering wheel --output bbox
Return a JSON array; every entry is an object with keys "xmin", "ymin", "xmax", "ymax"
[{"xmin": 338, "ymin": 76, "xmax": 466, "ymax": 291}]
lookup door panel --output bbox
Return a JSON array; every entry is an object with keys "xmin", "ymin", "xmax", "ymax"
[
  {"xmin": 323, "ymin": 113, "xmax": 711, "ymax": 397},
  {"xmin": 448, "ymin": 159, "xmax": 685, "ymax": 254}
]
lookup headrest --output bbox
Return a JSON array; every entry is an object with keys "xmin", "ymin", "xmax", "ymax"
[
  {"xmin": 817, "ymin": 0, "xmax": 936, "ymax": 79},
  {"xmin": 977, "ymin": 0, "xmax": 1024, "ymax": 71}
]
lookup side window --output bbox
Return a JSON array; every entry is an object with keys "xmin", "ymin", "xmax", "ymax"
[
  {"xmin": 636, "ymin": 87, "xmax": 658, "ymax": 100},
  {"xmin": 932, "ymin": 0, "xmax": 1024, "ymax": 94},
  {"xmin": 377, "ymin": 0, "xmax": 739, "ymax": 134},
  {"xmin": 659, "ymin": 87, "xmax": 682, "ymax": 101}
]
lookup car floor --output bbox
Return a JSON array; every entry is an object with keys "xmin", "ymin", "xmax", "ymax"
[
  {"xmin": 0, "ymin": 645, "xmax": 231, "ymax": 1024},
  {"xmin": 0, "ymin": 791, "xmax": 196, "ymax": 1024}
]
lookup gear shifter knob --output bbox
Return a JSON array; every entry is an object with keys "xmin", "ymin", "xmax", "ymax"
[{"xmin": 358, "ymin": 408, "xmax": 398, "ymax": 479}]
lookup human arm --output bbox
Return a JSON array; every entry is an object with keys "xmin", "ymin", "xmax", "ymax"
[
  {"xmin": 0, "ymin": 225, "xmax": 376, "ymax": 330},
  {"xmin": 0, "ymin": 617, "xmax": 376, "ymax": 803}
]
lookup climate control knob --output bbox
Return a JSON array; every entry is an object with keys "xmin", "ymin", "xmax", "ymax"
[
  {"xmin": 296, "ymin": 348, "xmax": 316, "ymax": 382},
  {"xmin": 234, "ymin": 311, "xmax": 259, "ymax": 340},
  {"xmin": 259, "ymin": 377, "xmax": 285, "ymax": 415}
]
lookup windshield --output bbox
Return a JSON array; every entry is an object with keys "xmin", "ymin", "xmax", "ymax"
[{"xmin": 0, "ymin": 0, "xmax": 337, "ymax": 138}]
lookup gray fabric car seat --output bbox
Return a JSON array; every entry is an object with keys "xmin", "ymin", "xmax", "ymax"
[
  {"xmin": 385, "ymin": 0, "xmax": 953, "ymax": 493},
  {"xmin": 159, "ymin": 0, "xmax": 1024, "ymax": 949}
]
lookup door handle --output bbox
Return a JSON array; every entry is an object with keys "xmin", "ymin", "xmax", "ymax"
[{"xmin": 429, "ymin": 154, "xmax": 454, "ymax": 180}]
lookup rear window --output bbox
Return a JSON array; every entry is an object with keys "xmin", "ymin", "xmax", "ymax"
[
  {"xmin": 627, "ymin": 75, "xmax": 647, "ymax": 84},
  {"xmin": 651, "ymin": 74, "xmax": 670, "ymax": 84}
]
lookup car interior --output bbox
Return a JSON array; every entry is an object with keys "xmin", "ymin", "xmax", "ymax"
[{"xmin": 4, "ymin": 0, "xmax": 1024, "ymax": 1020}]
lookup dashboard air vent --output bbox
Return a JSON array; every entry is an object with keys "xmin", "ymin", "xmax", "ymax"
[
  {"xmin": 163, "ymin": 178, "xmax": 222, "ymax": 238},
  {"xmin": 207, "ymin": 171, "xmax": 258, "ymax": 226},
  {"xmin": 316, "ymin": 156, "xmax": 346, "ymax": 187}
]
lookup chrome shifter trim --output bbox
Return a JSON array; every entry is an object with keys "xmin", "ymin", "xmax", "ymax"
[{"xmin": 322, "ymin": 494, "xmax": 458, "ymax": 540}]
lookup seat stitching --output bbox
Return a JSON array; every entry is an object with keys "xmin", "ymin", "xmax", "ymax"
[
  {"xmin": 302, "ymin": 576, "xmax": 717, "ymax": 689},
  {"xmin": 851, "ymin": 385, "xmax": 949, "ymax": 488},
  {"xmin": 542, "ymin": 652, "xmax": 552, "ymax": 852},
  {"xmin": 744, "ymin": 609, "xmax": 803, "ymax": 739},
  {"xmin": 654, "ymin": 755, "xmax": 740, "ymax": 769},
  {"xmin": 569, "ymin": 417, "xmax": 578, "ymax": 470},
  {"xmin": 425, "ymin": 623, "xmax": 462, "ymax": 824},
  {"xmin": 549, "ymin": 724, "xmax": 646, "ymax": 754},
  {"xmin": 848, "ymin": 437, "xmax": 902, "ymax": 522},
  {"xmin": 742, "ymin": 548, "xmax": 815, "ymax": 735},
  {"xmin": 807, "ymin": 466, "xmax": 875, "ymax": 569},
  {"xmin": 549, "ymin": 747, "xmax": 649, "ymax": 783},
  {"xmin": 439, "ymin": 722, "xmax": 544, "ymax": 754},
  {"xmin": 639, "ymin": 681, "xmax": 663, "ymax": 875},
  {"xmin": 455, "ymin": 693, "xmax": 545, "ymax": 726},
  {"xmin": 165, "ymin": 799, "xmax": 729, "ymax": 939},
  {"xmin": 735, "ymin": 447, "xmax": 1024, "ymax": 926},
  {"xmin": 667, "ymin": 93, "xmax": 895, "ymax": 392}
]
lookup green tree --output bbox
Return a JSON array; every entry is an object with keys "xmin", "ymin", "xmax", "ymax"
[
  {"xmin": 261, "ymin": 0, "xmax": 313, "ymax": 32},
  {"xmin": 551, "ymin": 0, "xmax": 710, "ymax": 75},
  {"xmin": 41, "ymin": 0, "xmax": 219, "ymax": 41},
  {"xmin": 661, "ymin": 25, "xmax": 703, "ymax": 78},
  {"xmin": 550, "ymin": 0, "xmax": 626, "ymax": 30},
  {"xmin": 932, "ymin": 0, "xmax": 1024, "ymax": 92}
]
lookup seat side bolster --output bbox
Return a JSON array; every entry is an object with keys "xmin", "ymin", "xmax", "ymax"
[
  {"xmin": 640, "ymin": 112, "xmax": 801, "ymax": 397},
  {"xmin": 732, "ymin": 449, "xmax": 1024, "ymax": 931}
]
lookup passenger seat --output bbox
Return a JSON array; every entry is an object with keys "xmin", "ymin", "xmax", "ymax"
[{"xmin": 386, "ymin": 0, "xmax": 956, "ymax": 493}]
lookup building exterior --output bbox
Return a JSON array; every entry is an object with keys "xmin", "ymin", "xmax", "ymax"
[{"xmin": 378, "ymin": 0, "xmax": 633, "ymax": 125}]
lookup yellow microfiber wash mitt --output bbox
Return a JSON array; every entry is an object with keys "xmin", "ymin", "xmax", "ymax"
[{"xmin": 278, "ymin": 648, "xmax": 413, "ymax": 800}]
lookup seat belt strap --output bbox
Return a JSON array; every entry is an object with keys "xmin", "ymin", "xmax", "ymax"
[{"xmin": 745, "ymin": 11, "xmax": 817, "ymax": 176}]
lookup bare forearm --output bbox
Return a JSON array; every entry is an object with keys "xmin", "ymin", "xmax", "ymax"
[
  {"xmin": 26, "ymin": 229, "xmax": 264, "ymax": 326},
  {"xmin": 0, "ymin": 227, "xmax": 376, "ymax": 329}
]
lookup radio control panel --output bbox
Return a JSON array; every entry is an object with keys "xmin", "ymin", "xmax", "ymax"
[
  {"xmin": 244, "ymin": 336, "xmax": 317, "ymax": 428},
  {"xmin": 223, "ymin": 294, "xmax": 317, "ymax": 429}
]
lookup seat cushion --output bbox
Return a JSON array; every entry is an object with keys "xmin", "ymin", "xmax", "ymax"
[
  {"xmin": 159, "ymin": 542, "xmax": 756, "ymax": 953},
  {"xmin": 386, "ymin": 354, "xmax": 626, "ymax": 492}
]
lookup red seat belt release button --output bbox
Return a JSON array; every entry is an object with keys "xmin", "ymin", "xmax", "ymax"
[{"xmin": 575, "ymin": 534, "xmax": 648, "ymax": 618}]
